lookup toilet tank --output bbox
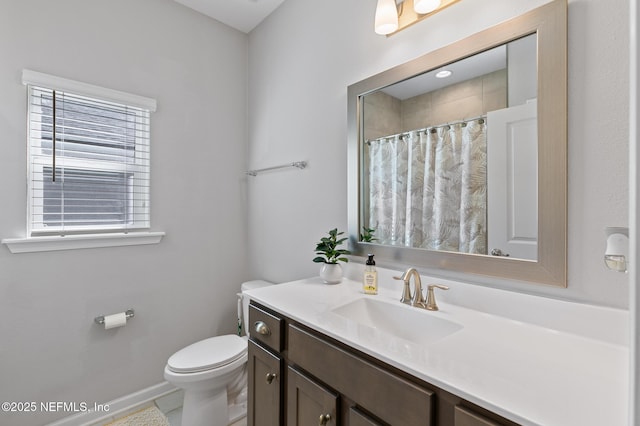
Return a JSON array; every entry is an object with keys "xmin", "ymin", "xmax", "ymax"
[{"xmin": 239, "ymin": 280, "xmax": 274, "ymax": 336}]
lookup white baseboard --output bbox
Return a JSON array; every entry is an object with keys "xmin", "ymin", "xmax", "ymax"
[{"xmin": 46, "ymin": 381, "xmax": 177, "ymax": 426}]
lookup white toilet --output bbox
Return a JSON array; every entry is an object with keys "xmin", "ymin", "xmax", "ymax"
[{"xmin": 164, "ymin": 280, "xmax": 274, "ymax": 426}]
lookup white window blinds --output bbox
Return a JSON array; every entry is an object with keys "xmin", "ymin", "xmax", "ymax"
[{"xmin": 23, "ymin": 71, "xmax": 156, "ymax": 236}]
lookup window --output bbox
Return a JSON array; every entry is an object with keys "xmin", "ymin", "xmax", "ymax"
[{"xmin": 23, "ymin": 70, "xmax": 156, "ymax": 236}]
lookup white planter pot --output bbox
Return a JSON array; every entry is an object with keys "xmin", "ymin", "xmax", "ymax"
[{"xmin": 319, "ymin": 263, "xmax": 343, "ymax": 284}]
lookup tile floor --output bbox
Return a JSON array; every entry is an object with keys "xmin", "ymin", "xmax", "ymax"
[
  {"xmin": 155, "ymin": 390, "xmax": 247, "ymax": 426},
  {"xmin": 154, "ymin": 390, "xmax": 183, "ymax": 425},
  {"xmin": 89, "ymin": 389, "xmax": 247, "ymax": 426}
]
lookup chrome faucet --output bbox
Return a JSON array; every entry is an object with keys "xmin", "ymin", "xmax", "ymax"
[{"xmin": 394, "ymin": 268, "xmax": 426, "ymax": 308}]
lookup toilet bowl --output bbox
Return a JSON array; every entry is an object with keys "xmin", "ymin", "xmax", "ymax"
[{"xmin": 164, "ymin": 280, "xmax": 274, "ymax": 426}]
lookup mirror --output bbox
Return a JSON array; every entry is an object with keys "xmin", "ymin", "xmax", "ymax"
[
  {"xmin": 363, "ymin": 35, "xmax": 537, "ymax": 260},
  {"xmin": 347, "ymin": 0, "xmax": 567, "ymax": 286}
]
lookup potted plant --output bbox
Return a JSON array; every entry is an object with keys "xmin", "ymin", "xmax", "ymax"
[{"xmin": 313, "ymin": 228, "xmax": 351, "ymax": 284}]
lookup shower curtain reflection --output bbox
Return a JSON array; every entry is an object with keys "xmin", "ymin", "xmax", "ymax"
[{"xmin": 367, "ymin": 119, "xmax": 487, "ymax": 254}]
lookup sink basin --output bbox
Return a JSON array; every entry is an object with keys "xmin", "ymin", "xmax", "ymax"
[{"xmin": 331, "ymin": 298, "xmax": 463, "ymax": 345}]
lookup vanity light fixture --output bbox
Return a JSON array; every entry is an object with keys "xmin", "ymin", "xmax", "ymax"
[
  {"xmin": 414, "ymin": 0, "xmax": 442, "ymax": 14},
  {"xmin": 435, "ymin": 69, "xmax": 453, "ymax": 78},
  {"xmin": 375, "ymin": 0, "xmax": 461, "ymax": 36},
  {"xmin": 604, "ymin": 227, "xmax": 629, "ymax": 273},
  {"xmin": 374, "ymin": 0, "xmax": 399, "ymax": 35}
]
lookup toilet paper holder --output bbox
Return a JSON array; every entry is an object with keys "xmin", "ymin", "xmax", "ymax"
[{"xmin": 94, "ymin": 309, "xmax": 135, "ymax": 325}]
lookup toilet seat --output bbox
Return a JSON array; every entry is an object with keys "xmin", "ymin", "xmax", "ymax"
[{"xmin": 167, "ymin": 334, "xmax": 247, "ymax": 374}]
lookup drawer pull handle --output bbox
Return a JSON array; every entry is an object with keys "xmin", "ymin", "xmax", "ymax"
[
  {"xmin": 254, "ymin": 321, "xmax": 271, "ymax": 336},
  {"xmin": 265, "ymin": 372, "xmax": 277, "ymax": 384},
  {"xmin": 318, "ymin": 414, "xmax": 331, "ymax": 425}
]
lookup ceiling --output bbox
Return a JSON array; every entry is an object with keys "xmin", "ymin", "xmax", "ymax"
[
  {"xmin": 382, "ymin": 44, "xmax": 508, "ymax": 100},
  {"xmin": 173, "ymin": 0, "xmax": 286, "ymax": 33},
  {"xmin": 381, "ymin": 33, "xmax": 537, "ymax": 100}
]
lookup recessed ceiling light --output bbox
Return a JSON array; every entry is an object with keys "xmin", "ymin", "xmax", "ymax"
[{"xmin": 435, "ymin": 70, "xmax": 452, "ymax": 78}]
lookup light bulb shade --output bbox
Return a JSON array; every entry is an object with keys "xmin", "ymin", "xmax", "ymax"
[
  {"xmin": 414, "ymin": 0, "xmax": 442, "ymax": 14},
  {"xmin": 375, "ymin": 0, "xmax": 399, "ymax": 35}
]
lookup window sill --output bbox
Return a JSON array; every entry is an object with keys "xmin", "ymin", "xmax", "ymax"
[{"xmin": 2, "ymin": 232, "xmax": 165, "ymax": 253}]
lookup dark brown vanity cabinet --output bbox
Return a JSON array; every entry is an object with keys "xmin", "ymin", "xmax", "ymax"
[
  {"xmin": 348, "ymin": 407, "xmax": 386, "ymax": 426},
  {"xmin": 248, "ymin": 302, "xmax": 519, "ymax": 426},
  {"xmin": 453, "ymin": 406, "xmax": 503, "ymax": 426},
  {"xmin": 248, "ymin": 340, "xmax": 283, "ymax": 426},
  {"xmin": 247, "ymin": 304, "xmax": 284, "ymax": 426},
  {"xmin": 287, "ymin": 366, "xmax": 339, "ymax": 425},
  {"xmin": 287, "ymin": 324, "xmax": 434, "ymax": 425}
]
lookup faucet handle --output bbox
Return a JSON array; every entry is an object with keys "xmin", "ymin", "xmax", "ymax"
[
  {"xmin": 425, "ymin": 284, "xmax": 449, "ymax": 311},
  {"xmin": 393, "ymin": 275, "xmax": 412, "ymax": 304}
]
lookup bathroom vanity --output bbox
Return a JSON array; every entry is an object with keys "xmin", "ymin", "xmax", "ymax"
[
  {"xmin": 245, "ymin": 274, "xmax": 628, "ymax": 426},
  {"xmin": 248, "ymin": 302, "xmax": 517, "ymax": 426}
]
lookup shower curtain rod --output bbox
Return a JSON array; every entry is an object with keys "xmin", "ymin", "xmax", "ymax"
[{"xmin": 366, "ymin": 114, "xmax": 487, "ymax": 144}]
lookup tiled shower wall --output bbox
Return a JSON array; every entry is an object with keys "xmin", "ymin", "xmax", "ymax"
[{"xmin": 364, "ymin": 69, "xmax": 507, "ymax": 141}]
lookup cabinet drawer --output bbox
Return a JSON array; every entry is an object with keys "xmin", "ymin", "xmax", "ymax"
[
  {"xmin": 455, "ymin": 406, "xmax": 503, "ymax": 426},
  {"xmin": 288, "ymin": 324, "xmax": 434, "ymax": 425},
  {"xmin": 248, "ymin": 303, "xmax": 283, "ymax": 352}
]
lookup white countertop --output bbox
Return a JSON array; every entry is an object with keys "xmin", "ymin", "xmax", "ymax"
[{"xmin": 246, "ymin": 273, "xmax": 629, "ymax": 426}]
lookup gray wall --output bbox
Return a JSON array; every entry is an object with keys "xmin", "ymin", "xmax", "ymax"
[
  {"xmin": 247, "ymin": 0, "xmax": 630, "ymax": 308},
  {"xmin": 0, "ymin": 1, "xmax": 249, "ymax": 425}
]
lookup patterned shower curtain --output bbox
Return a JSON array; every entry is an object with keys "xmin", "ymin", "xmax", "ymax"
[{"xmin": 367, "ymin": 119, "xmax": 487, "ymax": 254}]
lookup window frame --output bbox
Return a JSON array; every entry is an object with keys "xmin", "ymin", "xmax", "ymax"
[
  {"xmin": 0, "ymin": 70, "xmax": 164, "ymax": 253},
  {"xmin": 23, "ymin": 70, "xmax": 156, "ymax": 237}
]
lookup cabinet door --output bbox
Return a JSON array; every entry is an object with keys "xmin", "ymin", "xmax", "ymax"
[
  {"xmin": 349, "ymin": 407, "xmax": 386, "ymax": 426},
  {"xmin": 287, "ymin": 366, "xmax": 338, "ymax": 426},
  {"xmin": 454, "ymin": 406, "xmax": 503, "ymax": 426},
  {"xmin": 248, "ymin": 340, "xmax": 282, "ymax": 426}
]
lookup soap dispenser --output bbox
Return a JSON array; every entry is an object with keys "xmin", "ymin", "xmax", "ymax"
[{"xmin": 363, "ymin": 254, "xmax": 378, "ymax": 295}]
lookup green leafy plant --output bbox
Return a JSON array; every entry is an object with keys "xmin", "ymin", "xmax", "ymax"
[
  {"xmin": 313, "ymin": 228, "xmax": 351, "ymax": 264},
  {"xmin": 360, "ymin": 226, "xmax": 377, "ymax": 243}
]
